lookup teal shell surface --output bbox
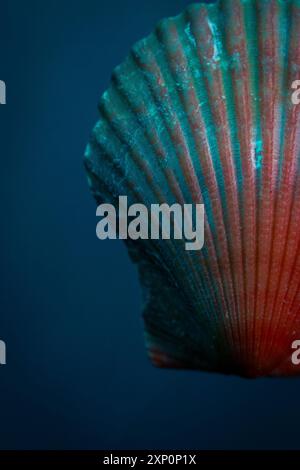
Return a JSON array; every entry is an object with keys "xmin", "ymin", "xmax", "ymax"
[{"xmin": 85, "ymin": 0, "xmax": 300, "ymax": 377}]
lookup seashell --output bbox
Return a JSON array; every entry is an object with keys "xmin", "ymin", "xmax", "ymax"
[{"xmin": 84, "ymin": 0, "xmax": 300, "ymax": 378}]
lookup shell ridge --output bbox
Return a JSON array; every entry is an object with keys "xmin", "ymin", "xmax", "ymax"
[
  {"xmin": 85, "ymin": 0, "xmax": 300, "ymax": 377},
  {"xmin": 131, "ymin": 28, "xmax": 235, "ymax": 346},
  {"xmin": 155, "ymin": 12, "xmax": 239, "ymax": 351},
  {"xmin": 261, "ymin": 1, "xmax": 300, "ymax": 369}
]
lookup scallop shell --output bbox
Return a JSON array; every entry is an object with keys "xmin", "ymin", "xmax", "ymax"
[{"xmin": 84, "ymin": 0, "xmax": 300, "ymax": 377}]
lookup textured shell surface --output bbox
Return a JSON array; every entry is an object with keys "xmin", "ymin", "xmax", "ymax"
[{"xmin": 85, "ymin": 0, "xmax": 300, "ymax": 378}]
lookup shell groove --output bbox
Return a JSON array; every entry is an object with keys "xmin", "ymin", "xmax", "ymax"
[{"xmin": 85, "ymin": 0, "xmax": 300, "ymax": 377}]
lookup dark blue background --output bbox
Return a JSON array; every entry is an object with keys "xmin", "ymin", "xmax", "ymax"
[{"xmin": 0, "ymin": 0, "xmax": 299, "ymax": 450}]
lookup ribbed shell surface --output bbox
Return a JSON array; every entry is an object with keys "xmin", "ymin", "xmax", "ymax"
[{"xmin": 85, "ymin": 0, "xmax": 300, "ymax": 377}]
